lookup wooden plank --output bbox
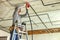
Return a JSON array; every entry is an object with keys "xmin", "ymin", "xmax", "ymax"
[
  {"xmin": 0, "ymin": 36, "xmax": 7, "ymax": 40},
  {"xmin": 0, "ymin": 36, "xmax": 7, "ymax": 38},
  {"xmin": 28, "ymin": 28, "xmax": 60, "ymax": 35}
]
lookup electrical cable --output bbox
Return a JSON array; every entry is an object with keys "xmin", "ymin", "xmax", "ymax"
[
  {"xmin": 26, "ymin": 7, "xmax": 33, "ymax": 40},
  {"xmin": 30, "ymin": 5, "xmax": 51, "ymax": 33}
]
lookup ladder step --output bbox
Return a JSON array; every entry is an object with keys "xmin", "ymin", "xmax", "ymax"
[
  {"xmin": 19, "ymin": 31, "xmax": 27, "ymax": 33},
  {"xmin": 13, "ymin": 31, "xmax": 27, "ymax": 35},
  {"xmin": 14, "ymin": 33, "xmax": 18, "ymax": 34}
]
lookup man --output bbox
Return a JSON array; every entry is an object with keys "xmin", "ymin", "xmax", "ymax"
[
  {"xmin": 9, "ymin": 6, "xmax": 21, "ymax": 40},
  {"xmin": 9, "ymin": 5, "xmax": 27, "ymax": 40}
]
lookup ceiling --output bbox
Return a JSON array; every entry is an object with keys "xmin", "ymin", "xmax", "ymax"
[{"xmin": 0, "ymin": 0, "xmax": 60, "ymax": 33}]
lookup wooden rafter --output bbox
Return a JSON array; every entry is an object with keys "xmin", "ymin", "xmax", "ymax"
[{"xmin": 28, "ymin": 28, "xmax": 60, "ymax": 35}]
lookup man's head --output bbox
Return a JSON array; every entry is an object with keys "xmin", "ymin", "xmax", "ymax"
[{"xmin": 15, "ymin": 6, "xmax": 21, "ymax": 14}]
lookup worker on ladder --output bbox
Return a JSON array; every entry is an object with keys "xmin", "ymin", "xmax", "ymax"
[
  {"xmin": 9, "ymin": 6, "xmax": 22, "ymax": 40},
  {"xmin": 9, "ymin": 1, "xmax": 30, "ymax": 40}
]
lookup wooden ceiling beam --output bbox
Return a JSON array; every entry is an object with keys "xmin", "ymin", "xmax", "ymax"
[{"xmin": 28, "ymin": 28, "xmax": 60, "ymax": 35}]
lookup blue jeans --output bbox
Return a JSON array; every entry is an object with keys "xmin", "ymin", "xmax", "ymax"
[{"xmin": 10, "ymin": 30, "xmax": 19, "ymax": 40}]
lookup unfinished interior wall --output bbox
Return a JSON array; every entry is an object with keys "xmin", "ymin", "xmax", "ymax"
[
  {"xmin": 26, "ymin": 10, "xmax": 60, "ymax": 40},
  {"xmin": 28, "ymin": 32, "xmax": 60, "ymax": 40},
  {"xmin": 25, "ymin": 10, "xmax": 60, "ymax": 30}
]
